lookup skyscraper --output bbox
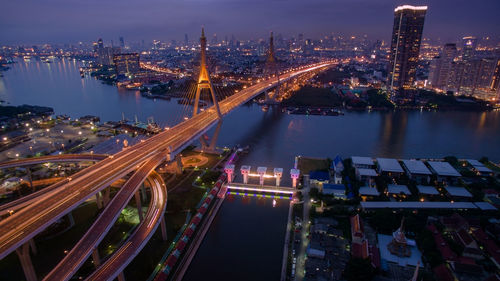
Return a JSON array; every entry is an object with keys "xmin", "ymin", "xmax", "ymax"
[
  {"xmin": 388, "ymin": 5, "xmax": 427, "ymax": 94},
  {"xmin": 119, "ymin": 36, "xmax": 125, "ymax": 48},
  {"xmin": 429, "ymin": 43, "xmax": 457, "ymax": 89},
  {"xmin": 184, "ymin": 34, "xmax": 189, "ymax": 46},
  {"xmin": 461, "ymin": 36, "xmax": 477, "ymax": 60},
  {"xmin": 97, "ymin": 38, "xmax": 104, "ymax": 49}
]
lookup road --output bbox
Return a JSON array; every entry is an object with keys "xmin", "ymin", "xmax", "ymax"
[
  {"xmin": 0, "ymin": 154, "xmax": 108, "ymax": 217},
  {"xmin": 0, "ymin": 62, "xmax": 334, "ymax": 262},
  {"xmin": 43, "ymin": 154, "xmax": 166, "ymax": 281},
  {"xmin": 295, "ymin": 177, "xmax": 311, "ymax": 281},
  {"xmin": 84, "ymin": 170, "xmax": 167, "ymax": 281}
]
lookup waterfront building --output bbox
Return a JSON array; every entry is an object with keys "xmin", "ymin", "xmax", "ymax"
[
  {"xmin": 428, "ymin": 43, "xmax": 457, "ymax": 90},
  {"xmin": 448, "ymin": 57, "xmax": 499, "ymax": 96},
  {"xmin": 113, "ymin": 53, "xmax": 140, "ymax": 76},
  {"xmin": 387, "ymin": 5, "xmax": 427, "ymax": 95},
  {"xmin": 97, "ymin": 46, "xmax": 121, "ymax": 66}
]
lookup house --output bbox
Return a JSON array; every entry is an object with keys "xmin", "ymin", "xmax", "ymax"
[
  {"xmin": 376, "ymin": 158, "xmax": 405, "ymax": 178},
  {"xmin": 454, "ymin": 228, "xmax": 478, "ymax": 249},
  {"xmin": 466, "ymin": 159, "xmax": 493, "ymax": 176},
  {"xmin": 416, "ymin": 185, "xmax": 440, "ymax": 199},
  {"xmin": 445, "ymin": 186, "xmax": 473, "ymax": 200},
  {"xmin": 386, "ymin": 184, "xmax": 411, "ymax": 199},
  {"xmin": 356, "ymin": 168, "xmax": 377, "ymax": 186},
  {"xmin": 321, "ymin": 184, "xmax": 346, "ymax": 199},
  {"xmin": 427, "ymin": 161, "xmax": 461, "ymax": 184},
  {"xmin": 351, "ymin": 156, "xmax": 375, "ymax": 169},
  {"xmin": 402, "ymin": 159, "xmax": 432, "ymax": 184},
  {"xmin": 358, "ymin": 186, "xmax": 380, "ymax": 199},
  {"xmin": 309, "ymin": 170, "xmax": 329, "ymax": 188}
]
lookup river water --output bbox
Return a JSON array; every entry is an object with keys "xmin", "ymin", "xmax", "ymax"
[{"xmin": 1, "ymin": 58, "xmax": 499, "ymax": 280}]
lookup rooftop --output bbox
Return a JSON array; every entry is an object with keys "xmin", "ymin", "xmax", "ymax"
[
  {"xmin": 378, "ymin": 234, "xmax": 422, "ymax": 266},
  {"xmin": 309, "ymin": 170, "xmax": 329, "ymax": 181},
  {"xmin": 351, "ymin": 156, "xmax": 374, "ymax": 166},
  {"xmin": 416, "ymin": 185, "xmax": 439, "ymax": 195},
  {"xmin": 387, "ymin": 184, "xmax": 411, "ymax": 195},
  {"xmin": 401, "ymin": 160, "xmax": 432, "ymax": 175},
  {"xmin": 376, "ymin": 158, "xmax": 404, "ymax": 173},
  {"xmin": 356, "ymin": 168, "xmax": 377, "ymax": 177},
  {"xmin": 427, "ymin": 161, "xmax": 461, "ymax": 177},
  {"xmin": 466, "ymin": 159, "xmax": 492, "ymax": 173},
  {"xmin": 445, "ymin": 186, "xmax": 473, "ymax": 198},
  {"xmin": 358, "ymin": 186, "xmax": 380, "ymax": 196},
  {"xmin": 360, "ymin": 201, "xmax": 477, "ymax": 209},
  {"xmin": 474, "ymin": 202, "xmax": 497, "ymax": 211}
]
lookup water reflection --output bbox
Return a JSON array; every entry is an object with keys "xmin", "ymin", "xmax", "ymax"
[{"xmin": 377, "ymin": 111, "xmax": 408, "ymax": 157}]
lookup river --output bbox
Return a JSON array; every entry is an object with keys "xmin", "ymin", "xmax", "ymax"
[{"xmin": 1, "ymin": 58, "xmax": 499, "ymax": 280}]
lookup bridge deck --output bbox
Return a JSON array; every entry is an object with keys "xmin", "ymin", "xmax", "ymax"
[{"xmin": 0, "ymin": 62, "xmax": 332, "ymax": 261}]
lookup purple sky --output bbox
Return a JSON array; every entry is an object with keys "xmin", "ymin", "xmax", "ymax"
[{"xmin": 1, "ymin": 0, "xmax": 499, "ymax": 45}]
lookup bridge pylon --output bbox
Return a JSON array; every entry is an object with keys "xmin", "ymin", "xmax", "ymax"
[
  {"xmin": 194, "ymin": 27, "xmax": 223, "ymax": 153},
  {"xmin": 264, "ymin": 31, "xmax": 280, "ymax": 104},
  {"xmin": 193, "ymin": 27, "xmax": 221, "ymax": 119}
]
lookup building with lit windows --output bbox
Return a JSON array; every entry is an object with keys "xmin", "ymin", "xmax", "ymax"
[
  {"xmin": 429, "ymin": 43, "xmax": 457, "ymax": 90},
  {"xmin": 388, "ymin": 5, "xmax": 427, "ymax": 95},
  {"xmin": 113, "ymin": 53, "xmax": 140, "ymax": 76}
]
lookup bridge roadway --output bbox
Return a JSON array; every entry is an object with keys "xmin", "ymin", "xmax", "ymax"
[
  {"xmin": 85, "ymin": 170, "xmax": 167, "ymax": 281},
  {"xmin": 43, "ymin": 154, "xmax": 166, "ymax": 281},
  {"xmin": 0, "ymin": 154, "xmax": 108, "ymax": 217},
  {"xmin": 0, "ymin": 62, "xmax": 333, "ymax": 261}
]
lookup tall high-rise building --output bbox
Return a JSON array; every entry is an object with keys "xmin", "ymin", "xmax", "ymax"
[
  {"xmin": 184, "ymin": 34, "xmax": 189, "ymax": 46},
  {"xmin": 388, "ymin": 5, "xmax": 427, "ymax": 94},
  {"xmin": 461, "ymin": 36, "xmax": 477, "ymax": 60},
  {"xmin": 97, "ymin": 46, "xmax": 121, "ymax": 65},
  {"xmin": 119, "ymin": 36, "xmax": 125, "ymax": 48},
  {"xmin": 97, "ymin": 38, "xmax": 104, "ymax": 49},
  {"xmin": 491, "ymin": 59, "xmax": 500, "ymax": 92},
  {"xmin": 429, "ymin": 43, "xmax": 457, "ymax": 89},
  {"xmin": 113, "ymin": 53, "xmax": 140, "ymax": 76}
]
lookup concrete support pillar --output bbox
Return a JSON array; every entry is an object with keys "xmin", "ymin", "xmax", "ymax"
[
  {"xmin": 291, "ymin": 168, "xmax": 300, "ymax": 189},
  {"xmin": 140, "ymin": 185, "xmax": 147, "ymax": 202},
  {"xmin": 102, "ymin": 187, "xmax": 111, "ymax": 207},
  {"xmin": 29, "ymin": 239, "xmax": 37, "ymax": 256},
  {"xmin": 241, "ymin": 165, "xmax": 251, "ymax": 184},
  {"xmin": 160, "ymin": 216, "xmax": 167, "ymax": 241},
  {"xmin": 67, "ymin": 211, "xmax": 75, "ymax": 227},
  {"xmin": 117, "ymin": 271, "xmax": 126, "ymax": 281},
  {"xmin": 92, "ymin": 248, "xmax": 101, "ymax": 267},
  {"xmin": 96, "ymin": 192, "xmax": 103, "ymax": 209},
  {"xmin": 224, "ymin": 164, "xmax": 235, "ymax": 183},
  {"xmin": 175, "ymin": 154, "xmax": 183, "ymax": 175},
  {"xmin": 207, "ymin": 119, "xmax": 222, "ymax": 152},
  {"xmin": 257, "ymin": 167, "xmax": 267, "ymax": 186},
  {"xmin": 135, "ymin": 191, "xmax": 143, "ymax": 222},
  {"xmin": 26, "ymin": 167, "xmax": 34, "ymax": 192},
  {"xmin": 16, "ymin": 243, "xmax": 37, "ymax": 281}
]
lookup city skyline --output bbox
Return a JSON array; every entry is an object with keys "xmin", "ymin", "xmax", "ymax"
[{"xmin": 1, "ymin": 0, "xmax": 500, "ymax": 45}]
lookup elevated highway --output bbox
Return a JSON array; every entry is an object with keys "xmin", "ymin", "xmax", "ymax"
[
  {"xmin": 85, "ymin": 171, "xmax": 167, "ymax": 281},
  {"xmin": 0, "ymin": 154, "xmax": 107, "ymax": 217},
  {"xmin": 0, "ymin": 62, "xmax": 334, "ymax": 264},
  {"xmin": 43, "ymin": 154, "xmax": 166, "ymax": 281}
]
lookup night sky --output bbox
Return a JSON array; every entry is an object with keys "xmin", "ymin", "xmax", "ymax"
[{"xmin": 1, "ymin": 0, "xmax": 499, "ymax": 44}]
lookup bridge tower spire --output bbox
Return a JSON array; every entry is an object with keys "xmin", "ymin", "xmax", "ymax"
[
  {"xmin": 264, "ymin": 31, "xmax": 280, "ymax": 103},
  {"xmin": 193, "ymin": 27, "xmax": 222, "ymax": 119}
]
